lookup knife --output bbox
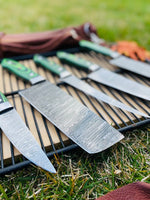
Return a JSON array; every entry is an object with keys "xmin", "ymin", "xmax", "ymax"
[
  {"xmin": 33, "ymin": 54, "xmax": 148, "ymax": 118},
  {"xmin": 1, "ymin": 59, "xmax": 124, "ymax": 154},
  {"xmin": 57, "ymin": 51, "xmax": 150, "ymax": 102},
  {"xmin": 79, "ymin": 40, "xmax": 150, "ymax": 78},
  {"xmin": 0, "ymin": 91, "xmax": 56, "ymax": 173}
]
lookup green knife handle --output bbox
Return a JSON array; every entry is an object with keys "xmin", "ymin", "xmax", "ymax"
[
  {"xmin": 0, "ymin": 92, "xmax": 8, "ymax": 104},
  {"xmin": 79, "ymin": 40, "xmax": 114, "ymax": 56},
  {"xmin": 57, "ymin": 51, "xmax": 92, "ymax": 70},
  {"xmin": 34, "ymin": 54, "xmax": 67, "ymax": 76},
  {"xmin": 1, "ymin": 59, "xmax": 39, "ymax": 82},
  {"xmin": 0, "ymin": 92, "xmax": 13, "ymax": 112}
]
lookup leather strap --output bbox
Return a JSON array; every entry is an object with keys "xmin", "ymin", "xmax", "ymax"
[{"xmin": 0, "ymin": 23, "xmax": 98, "ymax": 58}]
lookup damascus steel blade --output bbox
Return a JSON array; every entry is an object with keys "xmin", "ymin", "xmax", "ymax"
[
  {"xmin": 110, "ymin": 56, "xmax": 150, "ymax": 78},
  {"xmin": 88, "ymin": 68, "xmax": 150, "ymax": 101},
  {"xmin": 60, "ymin": 75, "xmax": 149, "ymax": 118},
  {"xmin": 19, "ymin": 81, "xmax": 124, "ymax": 154},
  {"xmin": 0, "ymin": 109, "xmax": 56, "ymax": 173}
]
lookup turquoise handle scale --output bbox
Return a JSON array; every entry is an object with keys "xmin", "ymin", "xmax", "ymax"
[
  {"xmin": 1, "ymin": 59, "xmax": 40, "ymax": 82},
  {"xmin": 0, "ymin": 92, "xmax": 8, "ymax": 104},
  {"xmin": 34, "ymin": 54, "xmax": 67, "ymax": 76},
  {"xmin": 0, "ymin": 91, "xmax": 13, "ymax": 113},
  {"xmin": 79, "ymin": 40, "xmax": 119, "ymax": 58},
  {"xmin": 57, "ymin": 51, "xmax": 93, "ymax": 70}
]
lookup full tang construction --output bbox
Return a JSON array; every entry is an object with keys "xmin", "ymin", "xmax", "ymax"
[
  {"xmin": 0, "ymin": 91, "xmax": 56, "ymax": 173},
  {"xmin": 57, "ymin": 51, "xmax": 150, "ymax": 102},
  {"xmin": 1, "ymin": 59, "xmax": 124, "ymax": 154},
  {"xmin": 79, "ymin": 40, "xmax": 150, "ymax": 78},
  {"xmin": 33, "ymin": 54, "xmax": 148, "ymax": 118}
]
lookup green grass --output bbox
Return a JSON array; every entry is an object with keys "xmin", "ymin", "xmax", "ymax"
[
  {"xmin": 0, "ymin": 0, "xmax": 150, "ymax": 199},
  {"xmin": 0, "ymin": 129, "xmax": 150, "ymax": 199},
  {"xmin": 0, "ymin": 0, "xmax": 150, "ymax": 48}
]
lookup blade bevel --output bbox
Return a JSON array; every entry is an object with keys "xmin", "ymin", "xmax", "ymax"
[
  {"xmin": 19, "ymin": 80, "xmax": 124, "ymax": 154},
  {"xmin": 88, "ymin": 68, "xmax": 150, "ymax": 102},
  {"xmin": 60, "ymin": 75, "xmax": 149, "ymax": 118},
  {"xmin": 0, "ymin": 109, "xmax": 56, "ymax": 173}
]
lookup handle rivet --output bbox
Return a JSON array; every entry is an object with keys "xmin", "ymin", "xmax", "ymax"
[{"xmin": 30, "ymin": 72, "xmax": 34, "ymax": 76}]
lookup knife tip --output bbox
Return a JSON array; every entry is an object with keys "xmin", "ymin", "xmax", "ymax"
[
  {"xmin": 45, "ymin": 165, "xmax": 57, "ymax": 174},
  {"xmin": 37, "ymin": 159, "xmax": 57, "ymax": 173},
  {"xmin": 51, "ymin": 168, "xmax": 57, "ymax": 174}
]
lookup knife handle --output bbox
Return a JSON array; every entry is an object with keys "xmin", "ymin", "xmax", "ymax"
[
  {"xmin": 1, "ymin": 59, "xmax": 39, "ymax": 82},
  {"xmin": 34, "ymin": 54, "xmax": 67, "ymax": 76},
  {"xmin": 57, "ymin": 51, "xmax": 92, "ymax": 70},
  {"xmin": 0, "ymin": 92, "xmax": 8, "ymax": 104},
  {"xmin": 0, "ymin": 92, "xmax": 13, "ymax": 112},
  {"xmin": 79, "ymin": 40, "xmax": 119, "ymax": 58}
]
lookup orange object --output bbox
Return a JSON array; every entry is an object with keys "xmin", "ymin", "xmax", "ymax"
[{"xmin": 111, "ymin": 41, "xmax": 150, "ymax": 61}]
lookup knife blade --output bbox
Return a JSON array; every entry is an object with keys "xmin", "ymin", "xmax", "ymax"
[
  {"xmin": 57, "ymin": 51, "xmax": 150, "ymax": 102},
  {"xmin": 1, "ymin": 59, "xmax": 124, "ymax": 154},
  {"xmin": 79, "ymin": 40, "xmax": 150, "ymax": 78},
  {"xmin": 0, "ymin": 91, "xmax": 56, "ymax": 173},
  {"xmin": 33, "ymin": 54, "xmax": 149, "ymax": 118}
]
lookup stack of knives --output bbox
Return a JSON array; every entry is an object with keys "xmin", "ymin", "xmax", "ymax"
[{"xmin": 0, "ymin": 40, "xmax": 150, "ymax": 173}]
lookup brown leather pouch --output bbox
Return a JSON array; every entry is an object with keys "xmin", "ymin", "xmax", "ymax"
[
  {"xmin": 96, "ymin": 182, "xmax": 150, "ymax": 200},
  {"xmin": 0, "ymin": 22, "xmax": 97, "ymax": 58}
]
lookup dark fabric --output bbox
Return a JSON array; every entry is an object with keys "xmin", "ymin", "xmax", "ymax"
[
  {"xmin": 0, "ymin": 22, "xmax": 97, "ymax": 58},
  {"xmin": 96, "ymin": 182, "xmax": 150, "ymax": 200}
]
